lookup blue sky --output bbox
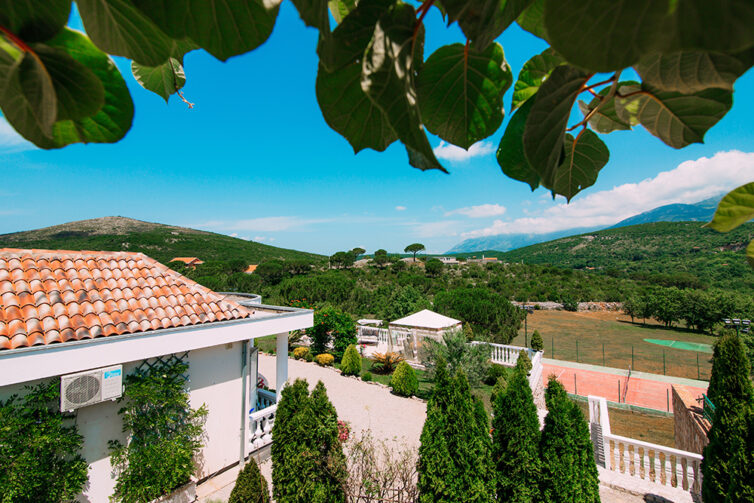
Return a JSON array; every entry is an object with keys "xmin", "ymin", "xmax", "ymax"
[{"xmin": 1, "ymin": 3, "xmax": 754, "ymax": 255}]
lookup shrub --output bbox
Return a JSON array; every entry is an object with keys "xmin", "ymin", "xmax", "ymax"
[
  {"xmin": 530, "ymin": 330, "xmax": 544, "ymax": 352},
  {"xmin": 361, "ymin": 372, "xmax": 373, "ymax": 382},
  {"xmin": 305, "ymin": 351, "xmax": 314, "ymax": 363},
  {"xmin": 420, "ymin": 329, "xmax": 489, "ymax": 386},
  {"xmin": 0, "ymin": 381, "xmax": 88, "ymax": 502},
  {"xmin": 110, "ymin": 358, "xmax": 208, "ymax": 503},
  {"xmin": 561, "ymin": 296, "xmax": 578, "ymax": 312},
  {"xmin": 316, "ymin": 353, "xmax": 335, "ymax": 366},
  {"xmin": 484, "ymin": 363, "xmax": 509, "ymax": 386},
  {"xmin": 229, "ymin": 459, "xmax": 270, "ymax": 503},
  {"xmin": 272, "ymin": 379, "xmax": 347, "ymax": 503},
  {"xmin": 390, "ymin": 361, "xmax": 419, "ymax": 397},
  {"xmin": 371, "ymin": 351, "xmax": 404, "ymax": 374},
  {"xmin": 515, "ymin": 350, "xmax": 533, "ymax": 375},
  {"xmin": 310, "ymin": 305, "xmax": 357, "ymax": 359},
  {"xmin": 293, "ymin": 347, "xmax": 310, "ymax": 360},
  {"xmin": 340, "ymin": 344, "xmax": 362, "ymax": 376}
]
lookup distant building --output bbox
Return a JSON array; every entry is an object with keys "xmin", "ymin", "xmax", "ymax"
[
  {"xmin": 170, "ymin": 256, "xmax": 204, "ymax": 268},
  {"xmin": 432, "ymin": 256, "xmax": 459, "ymax": 264},
  {"xmin": 245, "ymin": 264, "xmax": 258, "ymax": 274}
]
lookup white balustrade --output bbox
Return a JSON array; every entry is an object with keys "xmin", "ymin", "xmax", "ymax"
[
  {"xmin": 249, "ymin": 403, "xmax": 277, "ymax": 451},
  {"xmin": 256, "ymin": 388, "xmax": 277, "ymax": 411}
]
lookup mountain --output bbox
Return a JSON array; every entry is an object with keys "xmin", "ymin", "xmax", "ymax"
[
  {"xmin": 495, "ymin": 221, "xmax": 754, "ymax": 290},
  {"xmin": 0, "ymin": 216, "xmax": 323, "ymax": 264},
  {"xmin": 446, "ymin": 227, "xmax": 601, "ymax": 254},
  {"xmin": 609, "ymin": 194, "xmax": 722, "ymax": 228}
]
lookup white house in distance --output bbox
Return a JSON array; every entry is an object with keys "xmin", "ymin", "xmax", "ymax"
[{"xmin": 0, "ymin": 248, "xmax": 312, "ymax": 502}]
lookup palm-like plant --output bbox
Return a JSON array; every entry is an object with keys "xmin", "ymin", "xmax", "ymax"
[{"xmin": 371, "ymin": 352, "xmax": 405, "ymax": 374}]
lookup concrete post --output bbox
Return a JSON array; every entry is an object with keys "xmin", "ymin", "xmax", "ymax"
[{"xmin": 276, "ymin": 333, "xmax": 288, "ymax": 401}]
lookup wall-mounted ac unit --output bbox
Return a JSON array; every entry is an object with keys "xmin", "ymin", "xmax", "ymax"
[{"xmin": 60, "ymin": 365, "xmax": 123, "ymax": 412}]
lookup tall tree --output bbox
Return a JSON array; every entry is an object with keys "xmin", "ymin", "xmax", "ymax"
[
  {"xmin": 492, "ymin": 368, "xmax": 540, "ymax": 503},
  {"xmin": 373, "ymin": 249, "xmax": 389, "ymax": 268},
  {"xmin": 703, "ymin": 333, "xmax": 754, "ymax": 502},
  {"xmin": 404, "ymin": 243, "xmax": 426, "ymax": 261},
  {"xmin": 434, "ymin": 287, "xmax": 524, "ymax": 343}
]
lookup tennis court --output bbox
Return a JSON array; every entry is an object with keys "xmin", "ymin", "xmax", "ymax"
[{"xmin": 643, "ymin": 338, "xmax": 713, "ymax": 353}]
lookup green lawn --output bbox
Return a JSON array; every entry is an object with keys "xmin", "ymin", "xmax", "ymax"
[{"xmin": 512, "ymin": 310, "xmax": 716, "ymax": 380}]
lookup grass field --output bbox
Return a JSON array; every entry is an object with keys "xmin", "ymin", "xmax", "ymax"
[
  {"xmin": 511, "ymin": 310, "xmax": 716, "ymax": 381},
  {"xmin": 575, "ymin": 400, "xmax": 675, "ymax": 448}
]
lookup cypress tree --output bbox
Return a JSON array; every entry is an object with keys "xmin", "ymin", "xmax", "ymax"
[
  {"xmin": 703, "ymin": 333, "xmax": 754, "ymax": 502},
  {"xmin": 340, "ymin": 344, "xmax": 362, "ymax": 376},
  {"xmin": 539, "ymin": 377, "xmax": 580, "ymax": 502},
  {"xmin": 229, "ymin": 459, "xmax": 270, "ymax": 503},
  {"xmin": 530, "ymin": 330, "xmax": 544, "ymax": 352},
  {"xmin": 272, "ymin": 379, "xmax": 310, "ymax": 502},
  {"xmin": 307, "ymin": 381, "xmax": 347, "ymax": 503},
  {"xmin": 566, "ymin": 396, "xmax": 600, "ymax": 503},
  {"xmin": 725, "ymin": 406, "xmax": 754, "ymax": 502},
  {"xmin": 492, "ymin": 368, "xmax": 540, "ymax": 503}
]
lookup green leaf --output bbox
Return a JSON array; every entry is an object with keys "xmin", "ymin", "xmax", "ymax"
[
  {"xmin": 516, "ymin": 0, "xmax": 546, "ymax": 40},
  {"xmin": 577, "ymin": 88, "xmax": 630, "ymax": 134},
  {"xmin": 670, "ymin": 0, "xmax": 754, "ymax": 54},
  {"xmin": 318, "ymin": 0, "xmax": 394, "ymax": 71},
  {"xmin": 616, "ymin": 83, "xmax": 732, "ymax": 149},
  {"xmin": 0, "ymin": 0, "xmax": 71, "ymax": 42},
  {"xmin": 0, "ymin": 52, "xmax": 57, "ymax": 140},
  {"xmin": 77, "ymin": 0, "xmax": 175, "ymax": 66},
  {"xmin": 361, "ymin": 2, "xmax": 445, "ymax": 172},
  {"xmin": 442, "ymin": 0, "xmax": 534, "ymax": 49},
  {"xmin": 497, "ymin": 98, "xmax": 539, "ymax": 190},
  {"xmin": 635, "ymin": 49, "xmax": 754, "ymax": 94},
  {"xmin": 706, "ymin": 183, "xmax": 754, "ymax": 233},
  {"xmin": 417, "ymin": 42, "xmax": 512, "ymax": 149},
  {"xmin": 511, "ymin": 48, "xmax": 562, "ymax": 111},
  {"xmin": 34, "ymin": 45, "xmax": 105, "ymax": 121},
  {"xmin": 548, "ymin": 129, "xmax": 609, "ymax": 201},
  {"xmin": 522, "ymin": 64, "xmax": 590, "ymax": 179},
  {"xmin": 747, "ymin": 241, "xmax": 754, "ymax": 269},
  {"xmin": 544, "ymin": 0, "xmax": 674, "ymax": 72},
  {"xmin": 328, "ymin": 0, "xmax": 357, "ymax": 24},
  {"xmin": 316, "ymin": 62, "xmax": 397, "ymax": 152},
  {"xmin": 132, "ymin": 0, "xmax": 280, "ymax": 62},
  {"xmin": 131, "ymin": 58, "xmax": 185, "ymax": 102},
  {"xmin": 291, "ymin": 0, "xmax": 330, "ymax": 32},
  {"xmin": 41, "ymin": 28, "xmax": 134, "ymax": 148}
]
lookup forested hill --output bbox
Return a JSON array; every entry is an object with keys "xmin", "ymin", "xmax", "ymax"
[
  {"xmin": 0, "ymin": 217, "xmax": 323, "ymax": 264},
  {"xmin": 495, "ymin": 221, "xmax": 754, "ymax": 292}
]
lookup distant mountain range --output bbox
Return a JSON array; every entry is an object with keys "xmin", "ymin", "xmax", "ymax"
[{"xmin": 447, "ymin": 194, "xmax": 724, "ymax": 254}]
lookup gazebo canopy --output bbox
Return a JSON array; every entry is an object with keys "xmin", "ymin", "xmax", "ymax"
[{"xmin": 389, "ymin": 309, "xmax": 461, "ymax": 330}]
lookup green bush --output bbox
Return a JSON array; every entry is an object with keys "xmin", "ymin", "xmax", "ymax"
[
  {"xmin": 420, "ymin": 329, "xmax": 489, "ymax": 386},
  {"xmin": 390, "ymin": 361, "xmax": 419, "ymax": 397},
  {"xmin": 561, "ymin": 296, "xmax": 578, "ymax": 312},
  {"xmin": 109, "ymin": 358, "xmax": 208, "ymax": 503},
  {"xmin": 0, "ymin": 381, "xmax": 88, "ymax": 502},
  {"xmin": 515, "ymin": 350, "xmax": 533, "ymax": 375},
  {"xmin": 310, "ymin": 305, "xmax": 357, "ymax": 359},
  {"xmin": 340, "ymin": 344, "xmax": 362, "ymax": 376},
  {"xmin": 484, "ymin": 363, "xmax": 509, "ymax": 386},
  {"xmin": 530, "ymin": 330, "xmax": 544, "ymax": 352},
  {"xmin": 305, "ymin": 351, "xmax": 314, "ymax": 362},
  {"xmin": 361, "ymin": 371, "xmax": 373, "ymax": 382},
  {"xmin": 229, "ymin": 459, "xmax": 270, "ymax": 503}
]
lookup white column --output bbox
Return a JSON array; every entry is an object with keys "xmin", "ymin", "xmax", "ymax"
[{"xmin": 276, "ymin": 333, "xmax": 288, "ymax": 401}]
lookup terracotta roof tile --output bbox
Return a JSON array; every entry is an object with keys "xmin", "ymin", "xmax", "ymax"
[{"xmin": 0, "ymin": 249, "xmax": 251, "ymax": 351}]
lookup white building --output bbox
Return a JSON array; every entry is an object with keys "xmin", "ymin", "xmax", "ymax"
[{"xmin": 0, "ymin": 249, "xmax": 311, "ymax": 502}]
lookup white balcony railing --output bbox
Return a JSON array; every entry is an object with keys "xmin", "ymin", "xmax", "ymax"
[{"xmin": 249, "ymin": 389, "xmax": 278, "ymax": 451}]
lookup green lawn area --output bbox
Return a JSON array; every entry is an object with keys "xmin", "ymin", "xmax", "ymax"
[
  {"xmin": 512, "ymin": 310, "xmax": 716, "ymax": 381},
  {"xmin": 575, "ymin": 400, "xmax": 675, "ymax": 448}
]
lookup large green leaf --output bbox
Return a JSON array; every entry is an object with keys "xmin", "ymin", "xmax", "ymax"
[
  {"xmin": 318, "ymin": 0, "xmax": 394, "ymax": 71},
  {"xmin": 522, "ymin": 64, "xmax": 590, "ymax": 180},
  {"xmin": 328, "ymin": 0, "xmax": 356, "ymax": 24},
  {"xmin": 34, "ymin": 45, "xmax": 105, "ymax": 121},
  {"xmin": 577, "ymin": 88, "xmax": 630, "ymax": 134},
  {"xmin": 77, "ymin": 0, "xmax": 175, "ymax": 66},
  {"xmin": 616, "ymin": 83, "xmax": 732, "ymax": 149},
  {"xmin": 132, "ymin": 58, "xmax": 186, "ymax": 102},
  {"xmin": 548, "ymin": 129, "xmax": 609, "ymax": 201},
  {"xmin": 132, "ymin": 0, "xmax": 280, "ymax": 62},
  {"xmin": 511, "ymin": 48, "xmax": 562, "ymax": 111},
  {"xmin": 417, "ymin": 42, "xmax": 512, "ymax": 149},
  {"xmin": 442, "ymin": 0, "xmax": 534, "ymax": 49},
  {"xmin": 291, "ymin": 0, "xmax": 330, "ymax": 32},
  {"xmin": 706, "ymin": 183, "xmax": 754, "ymax": 233},
  {"xmin": 0, "ymin": 0, "xmax": 71, "ymax": 42},
  {"xmin": 496, "ymin": 98, "xmax": 539, "ymax": 191},
  {"xmin": 361, "ymin": 2, "xmax": 445, "ymax": 172},
  {"xmin": 670, "ymin": 0, "xmax": 754, "ymax": 54},
  {"xmin": 544, "ymin": 0, "xmax": 674, "ymax": 72},
  {"xmin": 0, "ymin": 52, "xmax": 57, "ymax": 141},
  {"xmin": 40, "ymin": 29, "xmax": 134, "ymax": 148},
  {"xmin": 516, "ymin": 0, "xmax": 546, "ymax": 40},
  {"xmin": 635, "ymin": 49, "xmax": 754, "ymax": 94},
  {"xmin": 316, "ymin": 62, "xmax": 397, "ymax": 152}
]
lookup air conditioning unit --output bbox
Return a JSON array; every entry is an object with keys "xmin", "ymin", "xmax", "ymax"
[{"xmin": 60, "ymin": 365, "xmax": 123, "ymax": 412}]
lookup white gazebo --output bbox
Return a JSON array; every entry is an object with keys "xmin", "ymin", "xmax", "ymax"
[{"xmin": 386, "ymin": 309, "xmax": 462, "ymax": 360}]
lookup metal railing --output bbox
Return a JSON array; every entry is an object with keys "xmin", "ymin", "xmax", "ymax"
[{"xmin": 702, "ymin": 394, "xmax": 715, "ymax": 423}]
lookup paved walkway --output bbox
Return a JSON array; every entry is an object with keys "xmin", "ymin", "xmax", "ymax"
[
  {"xmin": 198, "ymin": 355, "xmax": 696, "ymax": 502},
  {"xmin": 542, "ymin": 358, "xmax": 708, "ymax": 412}
]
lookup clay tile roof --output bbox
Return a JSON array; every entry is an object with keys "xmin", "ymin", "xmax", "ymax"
[
  {"xmin": 245, "ymin": 264, "xmax": 258, "ymax": 274},
  {"xmin": 0, "ymin": 249, "xmax": 250, "ymax": 351},
  {"xmin": 170, "ymin": 257, "xmax": 204, "ymax": 266}
]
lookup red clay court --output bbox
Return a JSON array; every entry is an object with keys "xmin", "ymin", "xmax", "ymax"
[{"xmin": 542, "ymin": 360, "xmax": 708, "ymax": 413}]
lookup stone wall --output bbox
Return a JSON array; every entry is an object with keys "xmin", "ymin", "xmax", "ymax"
[{"xmin": 672, "ymin": 385, "xmax": 710, "ymax": 454}]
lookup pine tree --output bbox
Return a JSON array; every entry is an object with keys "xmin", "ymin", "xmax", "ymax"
[
  {"xmin": 229, "ymin": 459, "xmax": 270, "ymax": 503},
  {"xmin": 703, "ymin": 333, "xmax": 754, "ymax": 502},
  {"xmin": 271, "ymin": 379, "xmax": 346, "ymax": 503},
  {"xmin": 530, "ymin": 330, "xmax": 544, "ymax": 352},
  {"xmin": 492, "ymin": 368, "xmax": 540, "ymax": 503}
]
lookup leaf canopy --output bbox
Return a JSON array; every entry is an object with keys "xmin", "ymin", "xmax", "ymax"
[
  {"xmin": 0, "ymin": 0, "xmax": 72, "ymax": 43},
  {"xmin": 131, "ymin": 58, "xmax": 186, "ymax": 102},
  {"xmin": 706, "ymin": 182, "xmax": 754, "ymax": 233},
  {"xmin": 496, "ymin": 98, "xmax": 539, "ymax": 191},
  {"xmin": 511, "ymin": 48, "xmax": 562, "ymax": 111}
]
